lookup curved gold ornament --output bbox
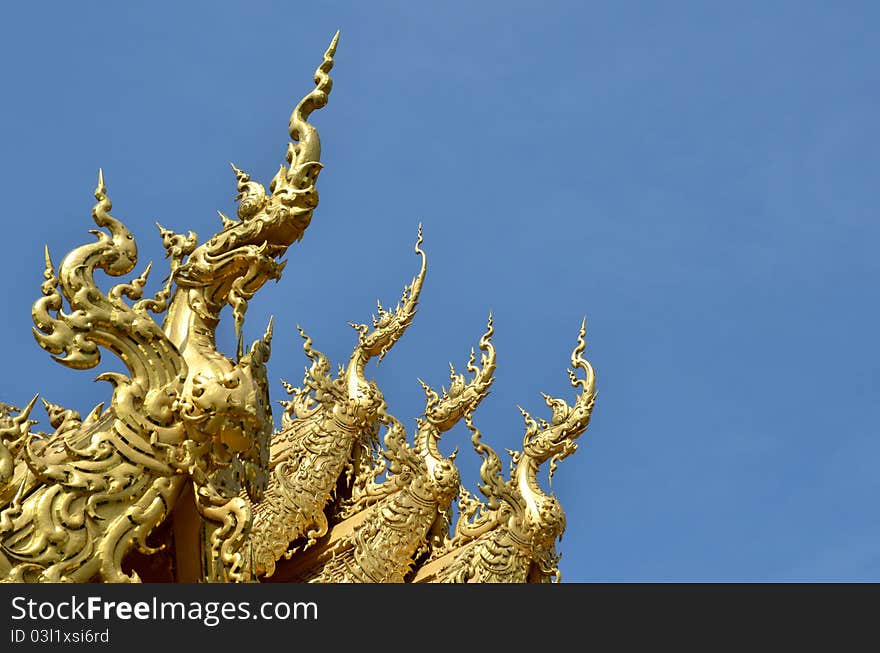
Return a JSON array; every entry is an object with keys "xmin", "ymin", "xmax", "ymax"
[
  {"xmin": 414, "ymin": 321, "xmax": 596, "ymax": 583},
  {"xmin": 0, "ymin": 32, "xmax": 597, "ymax": 584}
]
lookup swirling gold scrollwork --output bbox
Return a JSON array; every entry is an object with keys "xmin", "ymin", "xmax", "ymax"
[{"xmin": 0, "ymin": 32, "xmax": 599, "ymax": 584}]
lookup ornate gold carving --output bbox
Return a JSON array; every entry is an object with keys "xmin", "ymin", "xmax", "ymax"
[
  {"xmin": 0, "ymin": 33, "xmax": 597, "ymax": 584},
  {"xmin": 244, "ymin": 229, "xmax": 425, "ymax": 578},
  {"xmin": 311, "ymin": 317, "xmax": 496, "ymax": 582},
  {"xmin": 413, "ymin": 321, "xmax": 596, "ymax": 583}
]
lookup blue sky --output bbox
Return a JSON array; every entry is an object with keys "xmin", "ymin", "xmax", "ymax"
[{"xmin": 1, "ymin": 2, "xmax": 878, "ymax": 582}]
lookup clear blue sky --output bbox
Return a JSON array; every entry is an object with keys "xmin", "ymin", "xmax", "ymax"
[{"xmin": 1, "ymin": 2, "xmax": 877, "ymax": 582}]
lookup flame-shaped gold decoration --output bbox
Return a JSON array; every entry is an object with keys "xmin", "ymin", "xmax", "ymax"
[{"xmin": 0, "ymin": 32, "xmax": 597, "ymax": 584}]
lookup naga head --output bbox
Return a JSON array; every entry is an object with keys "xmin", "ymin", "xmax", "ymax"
[
  {"xmin": 417, "ymin": 314, "xmax": 496, "ymax": 433},
  {"xmin": 283, "ymin": 227, "xmax": 427, "ymax": 434},
  {"xmin": 518, "ymin": 319, "xmax": 596, "ymax": 478},
  {"xmin": 172, "ymin": 32, "xmax": 339, "ymax": 339},
  {"xmin": 457, "ymin": 320, "xmax": 596, "ymax": 556},
  {"xmin": 415, "ymin": 314, "xmax": 496, "ymax": 482},
  {"xmin": 342, "ymin": 226, "xmax": 428, "ymax": 426},
  {"xmin": 512, "ymin": 319, "xmax": 596, "ymax": 545},
  {"xmin": 152, "ymin": 35, "xmax": 338, "ymax": 498}
]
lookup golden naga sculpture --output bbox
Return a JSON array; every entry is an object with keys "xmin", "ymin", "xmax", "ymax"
[{"xmin": 0, "ymin": 32, "xmax": 597, "ymax": 584}]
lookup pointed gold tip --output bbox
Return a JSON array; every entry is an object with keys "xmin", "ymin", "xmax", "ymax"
[
  {"xmin": 577, "ymin": 317, "xmax": 588, "ymax": 345},
  {"xmin": 95, "ymin": 168, "xmax": 107, "ymax": 199},
  {"xmin": 414, "ymin": 223, "xmax": 425, "ymax": 256},
  {"xmin": 12, "ymin": 474, "xmax": 27, "ymax": 503},
  {"xmin": 217, "ymin": 211, "xmax": 237, "ymax": 228},
  {"xmin": 328, "ymin": 30, "xmax": 340, "ymax": 54},
  {"xmin": 16, "ymin": 394, "xmax": 40, "ymax": 422},
  {"xmin": 265, "ymin": 315, "xmax": 275, "ymax": 339}
]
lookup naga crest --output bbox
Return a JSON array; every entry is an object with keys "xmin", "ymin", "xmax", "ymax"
[
  {"xmin": 175, "ymin": 32, "xmax": 337, "ymax": 339},
  {"xmin": 0, "ymin": 33, "xmax": 599, "ymax": 584}
]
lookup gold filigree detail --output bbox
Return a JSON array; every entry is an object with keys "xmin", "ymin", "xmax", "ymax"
[
  {"xmin": 0, "ymin": 33, "xmax": 597, "ymax": 584},
  {"xmin": 245, "ymin": 228, "xmax": 426, "ymax": 578},
  {"xmin": 311, "ymin": 317, "xmax": 495, "ymax": 583},
  {"xmin": 415, "ymin": 321, "xmax": 596, "ymax": 583}
]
